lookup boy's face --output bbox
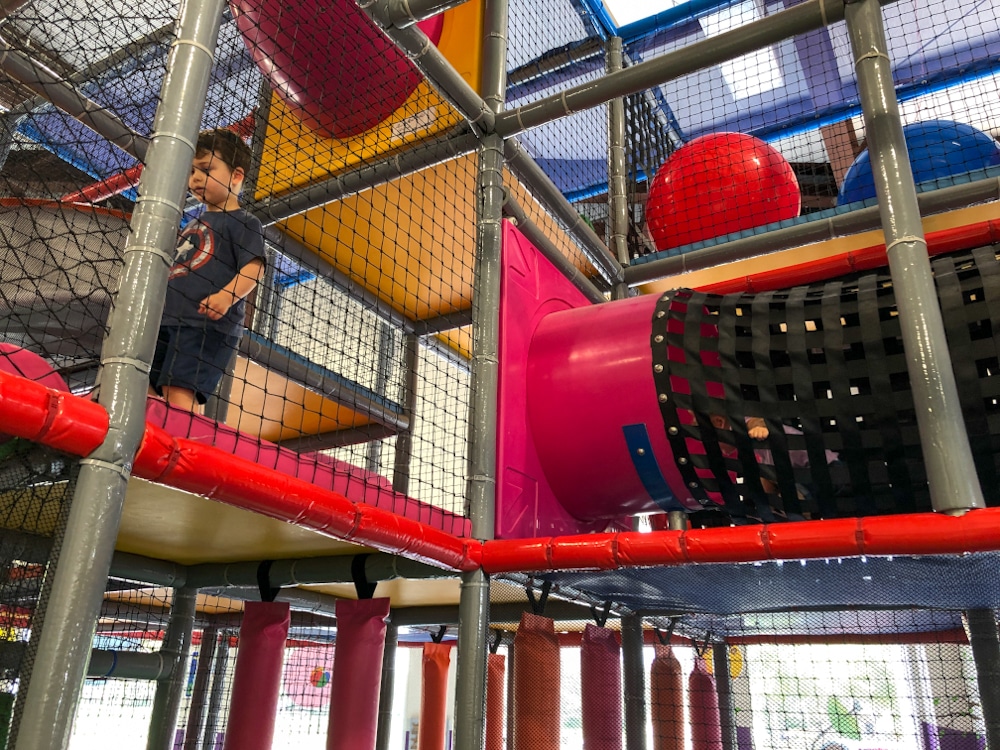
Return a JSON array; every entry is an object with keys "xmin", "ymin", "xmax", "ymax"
[{"xmin": 189, "ymin": 149, "xmax": 243, "ymax": 211}]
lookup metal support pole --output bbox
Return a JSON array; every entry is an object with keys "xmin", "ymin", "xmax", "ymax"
[
  {"xmin": 504, "ymin": 137, "xmax": 620, "ymax": 285},
  {"xmin": 495, "ymin": 0, "xmax": 865, "ymax": 137},
  {"xmin": 375, "ymin": 620, "xmax": 399, "ymax": 750},
  {"xmin": 845, "ymin": 0, "xmax": 984, "ymax": 514},
  {"xmin": 622, "ymin": 614, "xmax": 648, "ymax": 750},
  {"xmin": 622, "ymin": 175, "xmax": 1000, "ymax": 286},
  {"xmin": 202, "ymin": 633, "xmax": 230, "ymax": 750},
  {"xmin": 386, "ymin": 0, "xmax": 472, "ymax": 26},
  {"xmin": 453, "ymin": 2, "xmax": 507, "ymax": 747},
  {"xmin": 357, "ymin": 0, "xmax": 494, "ymax": 133},
  {"xmin": 12, "ymin": 4, "xmax": 227, "ymax": 749},
  {"xmin": 366, "ymin": 320, "xmax": 396, "ymax": 473},
  {"xmin": 183, "ymin": 626, "xmax": 219, "ymax": 750},
  {"xmin": 713, "ymin": 644, "xmax": 737, "ymax": 750},
  {"xmin": 606, "ymin": 36, "xmax": 630, "ymax": 301},
  {"xmin": 392, "ymin": 333, "xmax": 422, "ymax": 494},
  {"xmin": 147, "ymin": 588, "xmax": 198, "ymax": 750},
  {"xmin": 0, "ymin": 35, "xmax": 149, "ymax": 161},
  {"xmin": 501, "ymin": 195, "xmax": 606, "ymax": 304},
  {"xmin": 964, "ymin": 610, "xmax": 1000, "ymax": 750}
]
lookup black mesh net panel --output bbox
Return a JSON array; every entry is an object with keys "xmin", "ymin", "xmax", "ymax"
[
  {"xmin": 490, "ymin": 572, "xmax": 1000, "ymax": 750},
  {"xmin": 0, "ymin": 443, "xmax": 77, "ymax": 745},
  {"xmin": 650, "ymin": 243, "xmax": 1000, "ymax": 525}
]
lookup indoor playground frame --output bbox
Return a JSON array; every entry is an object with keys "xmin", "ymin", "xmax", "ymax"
[{"xmin": 3, "ymin": 0, "xmax": 1000, "ymax": 748}]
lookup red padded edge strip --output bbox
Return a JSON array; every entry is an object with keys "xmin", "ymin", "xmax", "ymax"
[
  {"xmin": 0, "ymin": 371, "xmax": 478, "ymax": 572},
  {"xmin": 0, "ymin": 370, "xmax": 108, "ymax": 455},
  {"xmin": 480, "ymin": 508, "xmax": 1000, "ymax": 573}
]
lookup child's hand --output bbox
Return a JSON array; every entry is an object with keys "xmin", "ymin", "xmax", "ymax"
[
  {"xmin": 746, "ymin": 417, "xmax": 769, "ymax": 440},
  {"xmin": 198, "ymin": 291, "xmax": 234, "ymax": 320}
]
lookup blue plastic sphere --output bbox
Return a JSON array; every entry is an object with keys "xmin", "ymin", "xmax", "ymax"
[{"xmin": 837, "ymin": 120, "xmax": 1000, "ymax": 206}]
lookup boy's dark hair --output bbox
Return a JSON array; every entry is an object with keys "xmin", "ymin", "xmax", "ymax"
[{"xmin": 195, "ymin": 128, "xmax": 252, "ymax": 174}]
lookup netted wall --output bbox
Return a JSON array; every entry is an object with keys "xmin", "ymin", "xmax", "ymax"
[
  {"xmin": 488, "ymin": 577, "xmax": 994, "ymax": 750},
  {"xmin": 0, "ymin": 0, "xmax": 493, "ymax": 533}
]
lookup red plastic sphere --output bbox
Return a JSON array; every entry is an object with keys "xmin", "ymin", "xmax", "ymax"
[{"xmin": 645, "ymin": 133, "xmax": 801, "ymax": 252}]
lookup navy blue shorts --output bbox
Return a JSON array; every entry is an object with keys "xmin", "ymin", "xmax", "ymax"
[{"xmin": 150, "ymin": 326, "xmax": 239, "ymax": 405}]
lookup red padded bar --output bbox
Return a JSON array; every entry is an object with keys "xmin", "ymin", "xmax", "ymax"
[{"xmin": 0, "ymin": 371, "xmax": 108, "ymax": 455}]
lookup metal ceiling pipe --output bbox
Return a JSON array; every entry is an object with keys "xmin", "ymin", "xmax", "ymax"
[
  {"xmin": 494, "ymin": 0, "xmax": 883, "ymax": 138},
  {"xmin": 0, "ymin": 35, "xmax": 149, "ymax": 160},
  {"xmin": 384, "ymin": 0, "xmax": 472, "ymax": 27},
  {"xmin": 253, "ymin": 128, "xmax": 479, "ymax": 226},
  {"xmin": 0, "ymin": 642, "xmax": 172, "ymax": 680},
  {"xmin": 185, "ymin": 553, "xmax": 454, "ymax": 589},
  {"xmin": 358, "ymin": 0, "xmax": 495, "ymax": 133}
]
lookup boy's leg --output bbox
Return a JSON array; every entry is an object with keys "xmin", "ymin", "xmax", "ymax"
[{"xmin": 161, "ymin": 385, "xmax": 201, "ymax": 413}]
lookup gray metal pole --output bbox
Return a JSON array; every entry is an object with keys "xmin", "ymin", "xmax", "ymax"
[
  {"xmin": 504, "ymin": 137, "xmax": 620, "ymax": 285},
  {"xmin": 622, "ymin": 614, "xmax": 648, "ymax": 750},
  {"xmin": 147, "ymin": 588, "xmax": 198, "ymax": 750},
  {"xmin": 607, "ymin": 36, "xmax": 630, "ymax": 301},
  {"xmin": 495, "ymin": 0, "xmax": 864, "ymax": 137},
  {"xmin": 185, "ymin": 552, "xmax": 450, "ymax": 590},
  {"xmin": 183, "ymin": 626, "xmax": 219, "ymax": 750},
  {"xmin": 0, "ymin": 35, "xmax": 149, "ymax": 160},
  {"xmin": 357, "ymin": 0, "xmax": 495, "ymax": 134},
  {"xmin": 845, "ymin": 0, "xmax": 984, "ymax": 514},
  {"xmin": 0, "ymin": 644, "xmax": 174, "ymax": 681},
  {"xmin": 392, "ymin": 334, "xmax": 422, "ymax": 494},
  {"xmin": 501, "ymin": 195, "xmax": 606, "ymax": 304},
  {"xmin": 202, "ymin": 633, "xmax": 230, "ymax": 750},
  {"xmin": 623, "ymin": 175, "xmax": 1000, "ymax": 286},
  {"xmin": 712, "ymin": 643, "xmax": 737, "ymax": 750},
  {"xmin": 12, "ymin": 3, "xmax": 227, "ymax": 748},
  {"xmin": 964, "ymin": 610, "xmax": 1000, "ymax": 750},
  {"xmin": 254, "ymin": 129, "xmax": 479, "ymax": 226},
  {"xmin": 366, "ymin": 320, "xmax": 396, "ymax": 473},
  {"xmin": 385, "ymin": 0, "xmax": 472, "ymax": 26},
  {"xmin": 453, "ymin": 2, "xmax": 507, "ymax": 747},
  {"xmin": 375, "ymin": 620, "xmax": 399, "ymax": 750}
]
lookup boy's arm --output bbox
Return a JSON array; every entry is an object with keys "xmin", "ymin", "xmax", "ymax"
[{"xmin": 198, "ymin": 258, "xmax": 265, "ymax": 321}]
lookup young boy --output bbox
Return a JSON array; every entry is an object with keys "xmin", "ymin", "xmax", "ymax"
[{"xmin": 149, "ymin": 128, "xmax": 266, "ymax": 413}]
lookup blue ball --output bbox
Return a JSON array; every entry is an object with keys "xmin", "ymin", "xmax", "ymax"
[{"xmin": 837, "ymin": 120, "xmax": 1000, "ymax": 206}]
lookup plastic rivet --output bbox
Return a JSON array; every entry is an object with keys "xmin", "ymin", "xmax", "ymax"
[
  {"xmin": 658, "ymin": 394, "xmax": 668, "ymax": 403},
  {"xmin": 688, "ymin": 481, "xmax": 699, "ymax": 489},
  {"xmin": 668, "ymin": 426, "xmax": 679, "ymax": 435},
  {"xmin": 636, "ymin": 448, "xmax": 646, "ymax": 456},
  {"xmin": 656, "ymin": 310, "xmax": 665, "ymax": 318},
  {"xmin": 678, "ymin": 457, "xmax": 688, "ymax": 465},
  {"xmin": 654, "ymin": 335, "xmax": 663, "ymax": 343},
  {"xmin": 654, "ymin": 364, "xmax": 663, "ymax": 373}
]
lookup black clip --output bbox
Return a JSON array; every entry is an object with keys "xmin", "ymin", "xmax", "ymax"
[
  {"xmin": 653, "ymin": 618, "xmax": 678, "ymax": 646},
  {"xmin": 590, "ymin": 601, "xmax": 612, "ymax": 628},
  {"xmin": 695, "ymin": 631, "xmax": 714, "ymax": 658},
  {"xmin": 526, "ymin": 579, "xmax": 551, "ymax": 615},
  {"xmin": 489, "ymin": 628, "xmax": 503, "ymax": 654},
  {"xmin": 255, "ymin": 560, "xmax": 280, "ymax": 603},
  {"xmin": 430, "ymin": 625, "xmax": 448, "ymax": 644},
  {"xmin": 351, "ymin": 554, "xmax": 378, "ymax": 600}
]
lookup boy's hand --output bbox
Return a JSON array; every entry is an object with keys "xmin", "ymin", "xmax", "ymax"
[
  {"xmin": 746, "ymin": 417, "xmax": 769, "ymax": 440},
  {"xmin": 198, "ymin": 291, "xmax": 234, "ymax": 320}
]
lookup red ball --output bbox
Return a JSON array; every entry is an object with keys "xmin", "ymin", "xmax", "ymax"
[{"xmin": 645, "ymin": 132, "xmax": 800, "ymax": 252}]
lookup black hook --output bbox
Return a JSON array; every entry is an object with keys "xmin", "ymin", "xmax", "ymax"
[
  {"xmin": 255, "ymin": 560, "xmax": 280, "ymax": 603},
  {"xmin": 430, "ymin": 625, "xmax": 448, "ymax": 644},
  {"xmin": 653, "ymin": 618, "xmax": 678, "ymax": 645},
  {"xmin": 694, "ymin": 631, "xmax": 714, "ymax": 658},
  {"xmin": 489, "ymin": 628, "xmax": 503, "ymax": 654},
  {"xmin": 525, "ymin": 579, "xmax": 551, "ymax": 615},
  {"xmin": 351, "ymin": 554, "xmax": 378, "ymax": 600},
  {"xmin": 590, "ymin": 601, "xmax": 612, "ymax": 628}
]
